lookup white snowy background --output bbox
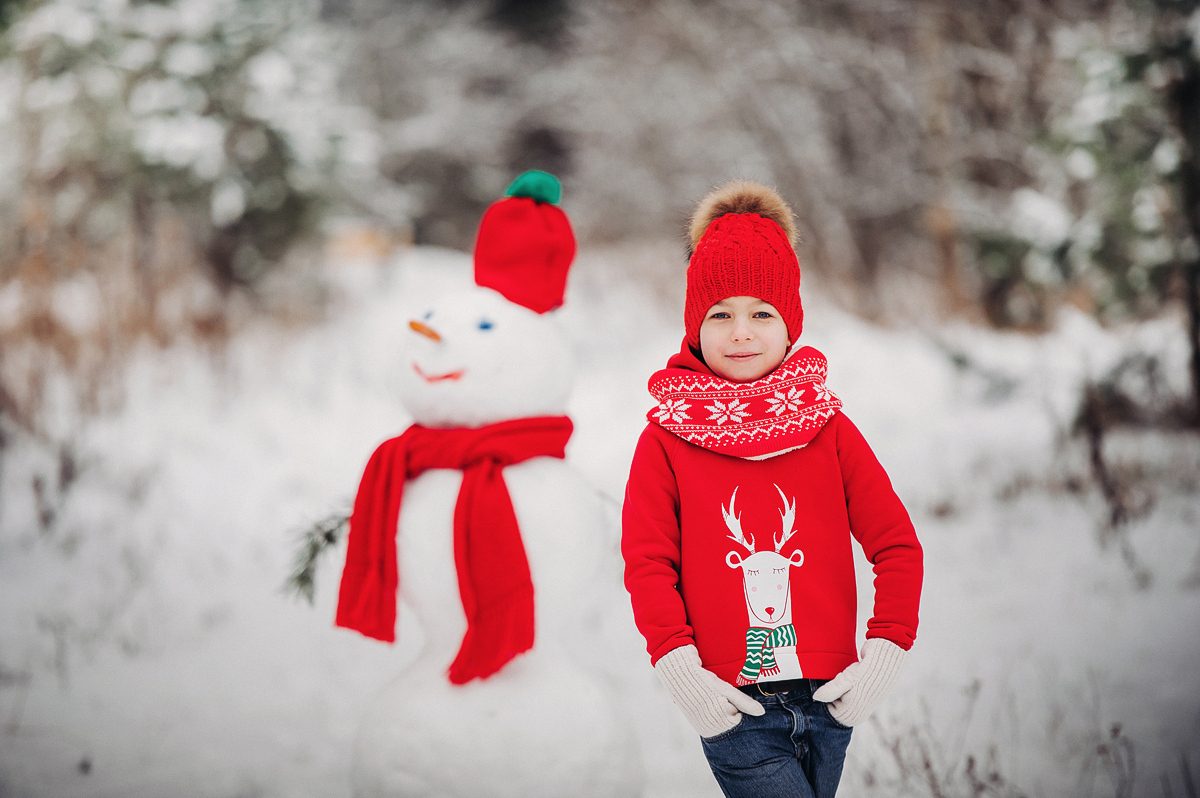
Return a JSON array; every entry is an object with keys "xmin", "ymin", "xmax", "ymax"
[
  {"xmin": 2, "ymin": 0, "xmax": 1200, "ymax": 793},
  {"xmin": 1, "ymin": 244, "xmax": 1198, "ymax": 798}
]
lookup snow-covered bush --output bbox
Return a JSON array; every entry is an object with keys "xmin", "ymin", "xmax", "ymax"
[
  {"xmin": 1030, "ymin": 13, "xmax": 1190, "ymax": 329},
  {"xmin": 0, "ymin": 0, "xmax": 380, "ymax": 437}
]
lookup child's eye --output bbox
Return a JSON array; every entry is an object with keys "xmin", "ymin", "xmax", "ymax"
[
  {"xmin": 709, "ymin": 312, "xmax": 730, "ymax": 320},
  {"xmin": 753, "ymin": 311, "xmax": 774, "ymax": 319},
  {"xmin": 477, "ymin": 319, "xmax": 494, "ymax": 331}
]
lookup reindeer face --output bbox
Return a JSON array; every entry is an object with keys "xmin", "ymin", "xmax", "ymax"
[
  {"xmin": 722, "ymin": 485, "xmax": 805, "ymax": 627},
  {"xmin": 726, "ymin": 550, "xmax": 804, "ymax": 625}
]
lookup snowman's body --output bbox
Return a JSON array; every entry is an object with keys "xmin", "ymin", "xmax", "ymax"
[{"xmin": 350, "ymin": 286, "xmax": 642, "ymax": 798}]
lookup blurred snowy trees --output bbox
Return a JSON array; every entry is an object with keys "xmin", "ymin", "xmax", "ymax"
[
  {"xmin": 2, "ymin": 0, "xmax": 1200, "ymax": 435},
  {"xmin": 329, "ymin": 4, "xmax": 1177, "ymax": 306},
  {"xmin": 325, "ymin": 0, "xmax": 1200, "ymax": 417},
  {"xmin": 1041, "ymin": 1, "xmax": 1200, "ymax": 419},
  {"xmin": 0, "ymin": 0, "xmax": 380, "ymax": 435}
]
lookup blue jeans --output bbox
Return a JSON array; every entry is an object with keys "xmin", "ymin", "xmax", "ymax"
[{"xmin": 700, "ymin": 679, "xmax": 853, "ymax": 798}]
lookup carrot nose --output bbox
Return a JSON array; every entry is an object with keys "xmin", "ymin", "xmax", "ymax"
[{"xmin": 409, "ymin": 320, "xmax": 441, "ymax": 342}]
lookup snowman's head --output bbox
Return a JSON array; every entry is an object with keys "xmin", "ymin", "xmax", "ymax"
[{"xmin": 398, "ymin": 286, "xmax": 575, "ymax": 428}]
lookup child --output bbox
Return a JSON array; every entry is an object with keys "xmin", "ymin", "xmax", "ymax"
[{"xmin": 621, "ymin": 180, "xmax": 923, "ymax": 798}]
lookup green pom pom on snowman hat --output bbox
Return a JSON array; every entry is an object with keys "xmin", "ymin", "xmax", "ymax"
[{"xmin": 504, "ymin": 170, "xmax": 562, "ymax": 205}]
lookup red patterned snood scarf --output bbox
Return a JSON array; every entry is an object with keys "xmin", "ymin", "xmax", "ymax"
[{"xmin": 647, "ymin": 343, "xmax": 841, "ymax": 459}]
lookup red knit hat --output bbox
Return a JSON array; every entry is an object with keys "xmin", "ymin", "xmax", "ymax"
[
  {"xmin": 474, "ymin": 171, "xmax": 575, "ymax": 314},
  {"xmin": 684, "ymin": 180, "xmax": 803, "ymax": 349}
]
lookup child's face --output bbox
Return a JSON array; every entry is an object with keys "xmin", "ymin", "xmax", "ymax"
[{"xmin": 699, "ymin": 296, "xmax": 791, "ymax": 382}]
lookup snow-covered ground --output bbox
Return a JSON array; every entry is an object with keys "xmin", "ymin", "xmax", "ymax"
[{"xmin": 1, "ymin": 246, "xmax": 1198, "ymax": 797}]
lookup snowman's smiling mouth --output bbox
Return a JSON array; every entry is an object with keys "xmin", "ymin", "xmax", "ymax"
[{"xmin": 412, "ymin": 363, "xmax": 465, "ymax": 383}]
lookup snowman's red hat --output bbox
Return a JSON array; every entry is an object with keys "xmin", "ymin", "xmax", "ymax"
[{"xmin": 473, "ymin": 171, "xmax": 576, "ymax": 314}]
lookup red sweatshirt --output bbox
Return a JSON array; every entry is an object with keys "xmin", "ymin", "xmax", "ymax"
[{"xmin": 622, "ymin": 409, "xmax": 922, "ymax": 686}]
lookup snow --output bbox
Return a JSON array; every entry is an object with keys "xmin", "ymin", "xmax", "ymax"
[
  {"xmin": 128, "ymin": 78, "xmax": 195, "ymax": 117},
  {"xmin": 1010, "ymin": 188, "xmax": 1073, "ymax": 251},
  {"xmin": 1066, "ymin": 148, "xmax": 1099, "ymax": 181},
  {"xmin": 23, "ymin": 74, "xmax": 80, "ymax": 114},
  {"xmin": 132, "ymin": 112, "xmax": 226, "ymax": 180},
  {"xmin": 210, "ymin": 179, "xmax": 247, "ymax": 227},
  {"xmin": 163, "ymin": 42, "xmax": 215, "ymax": 78},
  {"xmin": 2, "ymin": 246, "xmax": 1199, "ymax": 797},
  {"xmin": 50, "ymin": 274, "xmax": 103, "ymax": 336}
]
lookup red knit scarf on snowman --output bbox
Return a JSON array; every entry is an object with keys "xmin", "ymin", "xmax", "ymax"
[
  {"xmin": 647, "ymin": 343, "xmax": 842, "ymax": 459},
  {"xmin": 335, "ymin": 416, "xmax": 573, "ymax": 684}
]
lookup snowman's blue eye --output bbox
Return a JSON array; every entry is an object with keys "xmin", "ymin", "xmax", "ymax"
[
  {"xmin": 477, "ymin": 319, "xmax": 493, "ymax": 331},
  {"xmin": 423, "ymin": 311, "xmax": 433, "ymax": 320}
]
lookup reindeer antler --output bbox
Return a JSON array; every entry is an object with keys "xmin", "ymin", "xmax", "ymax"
[
  {"xmin": 722, "ymin": 487, "xmax": 755, "ymax": 553},
  {"xmin": 774, "ymin": 484, "xmax": 798, "ymax": 553}
]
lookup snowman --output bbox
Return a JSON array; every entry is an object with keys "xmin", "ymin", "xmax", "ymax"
[{"xmin": 336, "ymin": 172, "xmax": 643, "ymax": 798}]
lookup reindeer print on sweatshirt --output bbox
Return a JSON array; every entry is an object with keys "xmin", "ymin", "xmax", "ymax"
[{"xmin": 721, "ymin": 486, "xmax": 806, "ymax": 685}]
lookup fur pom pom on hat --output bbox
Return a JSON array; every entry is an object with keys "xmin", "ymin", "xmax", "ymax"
[{"xmin": 684, "ymin": 180, "xmax": 803, "ymax": 350}]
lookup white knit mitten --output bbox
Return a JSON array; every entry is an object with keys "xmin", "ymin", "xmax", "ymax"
[
  {"xmin": 812, "ymin": 638, "xmax": 909, "ymax": 727},
  {"xmin": 654, "ymin": 644, "xmax": 766, "ymax": 738}
]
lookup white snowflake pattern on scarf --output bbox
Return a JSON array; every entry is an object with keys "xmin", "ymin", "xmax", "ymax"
[
  {"xmin": 765, "ymin": 386, "xmax": 805, "ymax": 416},
  {"xmin": 645, "ymin": 346, "xmax": 843, "ymax": 458},
  {"xmin": 705, "ymin": 398, "xmax": 750, "ymax": 425},
  {"xmin": 654, "ymin": 397, "xmax": 692, "ymax": 424}
]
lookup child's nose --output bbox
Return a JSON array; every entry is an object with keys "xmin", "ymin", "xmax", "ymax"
[{"xmin": 732, "ymin": 321, "xmax": 754, "ymax": 341}]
